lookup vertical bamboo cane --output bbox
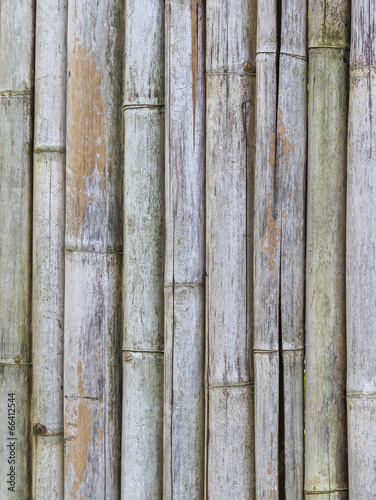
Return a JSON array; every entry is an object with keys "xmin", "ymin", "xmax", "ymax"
[
  {"xmin": 254, "ymin": 0, "xmax": 280, "ymax": 497},
  {"xmin": 277, "ymin": 1, "xmax": 307, "ymax": 498},
  {"xmin": 205, "ymin": 1, "xmax": 256, "ymax": 498},
  {"xmin": 64, "ymin": 1, "xmax": 123, "ymax": 497},
  {"xmin": 164, "ymin": 1, "xmax": 205, "ymax": 497},
  {"xmin": 305, "ymin": 1, "xmax": 350, "ymax": 498},
  {"xmin": 0, "ymin": 1, "xmax": 34, "ymax": 498},
  {"xmin": 122, "ymin": 0, "xmax": 164, "ymax": 498},
  {"xmin": 32, "ymin": 1, "xmax": 67, "ymax": 497},
  {"xmin": 347, "ymin": 2, "xmax": 376, "ymax": 497}
]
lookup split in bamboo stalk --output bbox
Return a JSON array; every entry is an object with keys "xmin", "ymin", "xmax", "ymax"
[
  {"xmin": 164, "ymin": 1, "xmax": 206, "ymax": 497},
  {"xmin": 347, "ymin": 2, "xmax": 376, "ymax": 498},
  {"xmin": 0, "ymin": 1, "xmax": 34, "ymax": 497},
  {"xmin": 305, "ymin": 1, "xmax": 350, "ymax": 498},
  {"xmin": 205, "ymin": 0, "xmax": 256, "ymax": 498},
  {"xmin": 122, "ymin": 0, "xmax": 164, "ymax": 498},
  {"xmin": 64, "ymin": 1, "xmax": 123, "ymax": 497}
]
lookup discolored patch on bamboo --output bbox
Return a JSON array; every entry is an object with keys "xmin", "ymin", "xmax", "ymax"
[
  {"xmin": 278, "ymin": 109, "xmax": 294, "ymax": 179},
  {"xmin": 191, "ymin": 0, "xmax": 198, "ymax": 144},
  {"xmin": 261, "ymin": 197, "xmax": 287, "ymax": 281}
]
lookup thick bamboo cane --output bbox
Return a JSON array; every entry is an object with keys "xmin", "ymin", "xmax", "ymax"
[
  {"xmin": 0, "ymin": 1, "xmax": 34, "ymax": 498},
  {"xmin": 305, "ymin": 1, "xmax": 350, "ymax": 498},
  {"xmin": 277, "ymin": 1, "xmax": 307, "ymax": 498},
  {"xmin": 122, "ymin": 1, "xmax": 164, "ymax": 498},
  {"xmin": 164, "ymin": 1, "xmax": 206, "ymax": 498},
  {"xmin": 205, "ymin": 1, "xmax": 256, "ymax": 498},
  {"xmin": 32, "ymin": 1, "xmax": 67, "ymax": 498},
  {"xmin": 254, "ymin": 0, "xmax": 280, "ymax": 497},
  {"xmin": 347, "ymin": 2, "xmax": 376, "ymax": 497},
  {"xmin": 64, "ymin": 1, "xmax": 123, "ymax": 497}
]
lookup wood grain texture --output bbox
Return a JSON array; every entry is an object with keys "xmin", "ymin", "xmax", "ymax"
[
  {"xmin": 122, "ymin": 0, "xmax": 165, "ymax": 497},
  {"xmin": 164, "ymin": 1, "xmax": 205, "ymax": 497},
  {"xmin": 32, "ymin": 1, "xmax": 67, "ymax": 498},
  {"xmin": 347, "ymin": 2, "xmax": 376, "ymax": 498},
  {"xmin": 0, "ymin": 0, "xmax": 34, "ymax": 497},
  {"xmin": 305, "ymin": 1, "xmax": 350, "ymax": 497},
  {"xmin": 65, "ymin": 0, "xmax": 123, "ymax": 497}
]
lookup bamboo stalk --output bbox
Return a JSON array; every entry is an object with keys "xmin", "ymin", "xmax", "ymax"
[
  {"xmin": 0, "ymin": 1, "xmax": 34, "ymax": 497},
  {"xmin": 205, "ymin": 0, "xmax": 256, "ymax": 498},
  {"xmin": 305, "ymin": 1, "xmax": 350, "ymax": 498},
  {"xmin": 32, "ymin": 1, "xmax": 67, "ymax": 498},
  {"xmin": 64, "ymin": 1, "xmax": 123, "ymax": 497},
  {"xmin": 347, "ymin": 2, "xmax": 376, "ymax": 497},
  {"xmin": 164, "ymin": 1, "xmax": 206, "ymax": 497},
  {"xmin": 122, "ymin": 0, "xmax": 164, "ymax": 498},
  {"xmin": 277, "ymin": 1, "xmax": 307, "ymax": 498}
]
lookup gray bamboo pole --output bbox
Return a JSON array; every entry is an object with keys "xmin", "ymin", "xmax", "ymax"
[
  {"xmin": 122, "ymin": 0, "xmax": 164, "ymax": 498},
  {"xmin": 164, "ymin": 1, "xmax": 206, "ymax": 498},
  {"xmin": 32, "ymin": 1, "xmax": 67, "ymax": 498},
  {"xmin": 205, "ymin": 1, "xmax": 256, "ymax": 498},
  {"xmin": 347, "ymin": 2, "xmax": 376, "ymax": 497},
  {"xmin": 305, "ymin": 1, "xmax": 350, "ymax": 498},
  {"xmin": 64, "ymin": 1, "xmax": 123, "ymax": 497},
  {"xmin": 254, "ymin": 0, "xmax": 280, "ymax": 497},
  {"xmin": 0, "ymin": 1, "xmax": 34, "ymax": 498},
  {"xmin": 277, "ymin": 0, "xmax": 307, "ymax": 497}
]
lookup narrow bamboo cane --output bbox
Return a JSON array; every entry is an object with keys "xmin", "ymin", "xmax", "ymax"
[
  {"xmin": 205, "ymin": 1, "xmax": 256, "ymax": 498},
  {"xmin": 32, "ymin": 1, "xmax": 67, "ymax": 497},
  {"xmin": 277, "ymin": 1, "xmax": 307, "ymax": 497},
  {"xmin": 0, "ymin": 1, "xmax": 34, "ymax": 498},
  {"xmin": 164, "ymin": 1, "xmax": 206, "ymax": 498},
  {"xmin": 64, "ymin": 1, "xmax": 123, "ymax": 497},
  {"xmin": 122, "ymin": 1, "xmax": 164, "ymax": 498},
  {"xmin": 305, "ymin": 1, "xmax": 350, "ymax": 498},
  {"xmin": 254, "ymin": 0, "xmax": 280, "ymax": 497},
  {"xmin": 347, "ymin": 2, "xmax": 376, "ymax": 497}
]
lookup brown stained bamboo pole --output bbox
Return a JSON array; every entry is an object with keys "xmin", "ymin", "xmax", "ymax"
[
  {"xmin": 277, "ymin": 0, "xmax": 307, "ymax": 498},
  {"xmin": 164, "ymin": 0, "xmax": 206, "ymax": 498},
  {"xmin": 347, "ymin": 2, "xmax": 376, "ymax": 498},
  {"xmin": 122, "ymin": 0, "xmax": 164, "ymax": 498},
  {"xmin": 0, "ymin": 1, "xmax": 34, "ymax": 498},
  {"xmin": 305, "ymin": 1, "xmax": 350, "ymax": 498},
  {"xmin": 32, "ymin": 1, "xmax": 67, "ymax": 498},
  {"xmin": 64, "ymin": 1, "xmax": 123, "ymax": 497},
  {"xmin": 254, "ymin": 0, "xmax": 280, "ymax": 498},
  {"xmin": 205, "ymin": 0, "xmax": 256, "ymax": 498}
]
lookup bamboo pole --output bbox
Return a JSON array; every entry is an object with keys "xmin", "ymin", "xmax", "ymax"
[
  {"xmin": 122, "ymin": 0, "xmax": 164, "ymax": 498},
  {"xmin": 347, "ymin": 2, "xmax": 376, "ymax": 497},
  {"xmin": 205, "ymin": 0, "xmax": 256, "ymax": 498},
  {"xmin": 164, "ymin": 1, "xmax": 205, "ymax": 497},
  {"xmin": 64, "ymin": 1, "xmax": 123, "ymax": 497},
  {"xmin": 305, "ymin": 1, "xmax": 350, "ymax": 498},
  {"xmin": 277, "ymin": 1, "xmax": 307, "ymax": 498},
  {"xmin": 0, "ymin": 1, "xmax": 34, "ymax": 498},
  {"xmin": 32, "ymin": 1, "xmax": 67, "ymax": 498},
  {"xmin": 254, "ymin": 0, "xmax": 280, "ymax": 497}
]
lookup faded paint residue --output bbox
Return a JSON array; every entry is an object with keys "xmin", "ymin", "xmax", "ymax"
[{"xmin": 191, "ymin": 0, "xmax": 198, "ymax": 145}]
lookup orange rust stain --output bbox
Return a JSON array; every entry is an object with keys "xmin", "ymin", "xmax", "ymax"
[
  {"xmin": 261, "ymin": 201, "xmax": 282, "ymax": 281},
  {"xmin": 191, "ymin": 0, "xmax": 198, "ymax": 146},
  {"xmin": 268, "ymin": 134, "xmax": 276, "ymax": 167}
]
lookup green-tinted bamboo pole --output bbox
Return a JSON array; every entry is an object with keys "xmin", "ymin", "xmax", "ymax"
[
  {"xmin": 32, "ymin": 1, "xmax": 67, "ymax": 497},
  {"xmin": 122, "ymin": 0, "xmax": 164, "ymax": 497},
  {"xmin": 277, "ymin": 0, "xmax": 307, "ymax": 497},
  {"xmin": 305, "ymin": 1, "xmax": 350, "ymax": 498},
  {"xmin": 347, "ymin": 2, "xmax": 376, "ymax": 497},
  {"xmin": 0, "ymin": 1, "xmax": 34, "ymax": 497},
  {"xmin": 64, "ymin": 1, "xmax": 123, "ymax": 497},
  {"xmin": 205, "ymin": 0, "xmax": 256, "ymax": 498},
  {"xmin": 164, "ymin": 1, "xmax": 205, "ymax": 497}
]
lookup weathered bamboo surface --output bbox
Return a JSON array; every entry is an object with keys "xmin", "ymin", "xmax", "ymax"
[
  {"xmin": 32, "ymin": 1, "xmax": 67, "ymax": 498},
  {"xmin": 347, "ymin": 2, "xmax": 376, "ymax": 498},
  {"xmin": 305, "ymin": 1, "xmax": 350, "ymax": 498},
  {"xmin": 206, "ymin": 0, "xmax": 256, "ymax": 498},
  {"xmin": 122, "ymin": 0, "xmax": 164, "ymax": 497},
  {"xmin": 64, "ymin": 0, "xmax": 123, "ymax": 497},
  {"xmin": 164, "ymin": 0, "xmax": 206, "ymax": 497},
  {"xmin": 0, "ymin": 1, "xmax": 34, "ymax": 498}
]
